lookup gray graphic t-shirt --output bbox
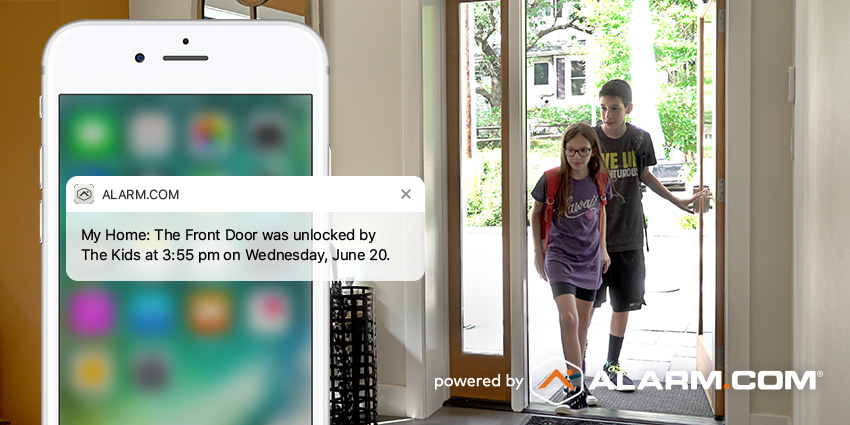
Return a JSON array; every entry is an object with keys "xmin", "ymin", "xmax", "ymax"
[
  {"xmin": 595, "ymin": 123, "xmax": 657, "ymax": 252},
  {"xmin": 532, "ymin": 174, "xmax": 612, "ymax": 290}
]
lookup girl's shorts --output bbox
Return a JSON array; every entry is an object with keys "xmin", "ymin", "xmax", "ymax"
[{"xmin": 551, "ymin": 281, "xmax": 598, "ymax": 302}]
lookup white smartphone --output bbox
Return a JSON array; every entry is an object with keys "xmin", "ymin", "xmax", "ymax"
[{"xmin": 41, "ymin": 21, "xmax": 329, "ymax": 424}]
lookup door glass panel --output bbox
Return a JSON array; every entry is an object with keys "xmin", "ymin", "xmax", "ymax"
[
  {"xmin": 526, "ymin": 0, "xmax": 595, "ymax": 391},
  {"xmin": 459, "ymin": 0, "xmax": 504, "ymax": 355}
]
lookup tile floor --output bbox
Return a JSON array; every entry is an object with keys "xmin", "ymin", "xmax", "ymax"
[{"xmin": 381, "ymin": 407, "xmax": 530, "ymax": 425}]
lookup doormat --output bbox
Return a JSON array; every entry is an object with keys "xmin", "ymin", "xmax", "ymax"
[{"xmin": 543, "ymin": 381, "xmax": 713, "ymax": 417}]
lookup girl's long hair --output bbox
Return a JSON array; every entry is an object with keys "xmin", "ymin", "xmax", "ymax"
[{"xmin": 555, "ymin": 122, "xmax": 609, "ymax": 220}]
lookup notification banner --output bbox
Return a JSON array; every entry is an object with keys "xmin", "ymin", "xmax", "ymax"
[{"xmin": 66, "ymin": 176, "xmax": 425, "ymax": 281}]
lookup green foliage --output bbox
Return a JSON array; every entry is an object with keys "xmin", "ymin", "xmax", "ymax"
[
  {"xmin": 527, "ymin": 104, "xmax": 593, "ymax": 131},
  {"xmin": 652, "ymin": 0, "xmax": 698, "ymax": 179},
  {"xmin": 466, "ymin": 152, "xmax": 503, "ymax": 227},
  {"xmin": 679, "ymin": 214, "xmax": 697, "ymax": 230},
  {"xmin": 651, "ymin": 0, "xmax": 697, "ymax": 87},
  {"xmin": 657, "ymin": 84, "xmax": 697, "ymax": 179},
  {"xmin": 477, "ymin": 106, "xmax": 501, "ymax": 127},
  {"xmin": 575, "ymin": 0, "xmax": 633, "ymax": 88}
]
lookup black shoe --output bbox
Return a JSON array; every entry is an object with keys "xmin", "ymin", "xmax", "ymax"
[
  {"xmin": 555, "ymin": 388, "xmax": 588, "ymax": 415},
  {"xmin": 605, "ymin": 361, "xmax": 635, "ymax": 392}
]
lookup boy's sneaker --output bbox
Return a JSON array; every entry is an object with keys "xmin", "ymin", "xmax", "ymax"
[
  {"xmin": 585, "ymin": 386, "xmax": 598, "ymax": 406},
  {"xmin": 554, "ymin": 388, "xmax": 588, "ymax": 415},
  {"xmin": 605, "ymin": 361, "xmax": 635, "ymax": 392}
]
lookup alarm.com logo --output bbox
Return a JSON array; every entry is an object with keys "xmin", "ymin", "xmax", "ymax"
[
  {"xmin": 530, "ymin": 357, "xmax": 584, "ymax": 406},
  {"xmin": 531, "ymin": 358, "xmax": 821, "ymax": 403}
]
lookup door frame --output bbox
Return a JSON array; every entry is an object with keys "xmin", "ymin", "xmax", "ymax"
[
  {"xmin": 723, "ymin": 0, "xmax": 752, "ymax": 422},
  {"xmin": 442, "ymin": 0, "xmax": 753, "ymax": 420}
]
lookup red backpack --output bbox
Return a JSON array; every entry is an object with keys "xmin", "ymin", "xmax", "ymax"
[{"xmin": 541, "ymin": 167, "xmax": 608, "ymax": 251}]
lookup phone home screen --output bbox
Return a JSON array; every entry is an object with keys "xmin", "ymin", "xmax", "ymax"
[{"xmin": 58, "ymin": 94, "xmax": 313, "ymax": 424}]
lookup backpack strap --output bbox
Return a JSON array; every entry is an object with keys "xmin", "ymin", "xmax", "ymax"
[
  {"xmin": 595, "ymin": 171, "xmax": 608, "ymax": 233},
  {"xmin": 629, "ymin": 126, "xmax": 650, "ymax": 252},
  {"xmin": 542, "ymin": 167, "xmax": 561, "ymax": 251}
]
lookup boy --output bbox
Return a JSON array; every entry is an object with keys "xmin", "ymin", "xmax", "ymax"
[{"xmin": 591, "ymin": 79, "xmax": 708, "ymax": 393}]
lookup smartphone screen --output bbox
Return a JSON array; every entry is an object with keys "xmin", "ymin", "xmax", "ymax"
[{"xmin": 58, "ymin": 94, "xmax": 313, "ymax": 424}]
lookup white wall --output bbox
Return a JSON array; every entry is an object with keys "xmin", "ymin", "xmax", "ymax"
[
  {"xmin": 794, "ymin": 0, "xmax": 850, "ymax": 424},
  {"xmin": 324, "ymin": 3, "xmax": 408, "ymax": 415},
  {"xmin": 324, "ymin": 0, "xmax": 448, "ymax": 418},
  {"xmin": 748, "ymin": 0, "xmax": 794, "ymax": 420},
  {"xmin": 724, "ymin": 0, "xmax": 797, "ymax": 423}
]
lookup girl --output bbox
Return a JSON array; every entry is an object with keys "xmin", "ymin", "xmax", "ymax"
[{"xmin": 530, "ymin": 122, "xmax": 612, "ymax": 414}]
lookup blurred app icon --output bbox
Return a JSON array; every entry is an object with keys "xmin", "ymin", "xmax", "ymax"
[
  {"xmin": 130, "ymin": 111, "xmax": 172, "ymax": 158},
  {"xmin": 69, "ymin": 287, "xmax": 114, "ymax": 337},
  {"xmin": 189, "ymin": 290, "xmax": 230, "ymax": 335},
  {"xmin": 70, "ymin": 110, "xmax": 118, "ymax": 158},
  {"xmin": 249, "ymin": 113, "xmax": 287, "ymax": 152},
  {"xmin": 72, "ymin": 348, "xmax": 112, "ymax": 396},
  {"xmin": 133, "ymin": 351, "xmax": 170, "ymax": 392},
  {"xmin": 248, "ymin": 289, "xmax": 289, "ymax": 335},
  {"xmin": 189, "ymin": 112, "xmax": 232, "ymax": 158},
  {"xmin": 129, "ymin": 291, "xmax": 174, "ymax": 336}
]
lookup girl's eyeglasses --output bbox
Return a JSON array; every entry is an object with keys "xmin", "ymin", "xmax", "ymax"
[{"xmin": 564, "ymin": 147, "xmax": 592, "ymax": 157}]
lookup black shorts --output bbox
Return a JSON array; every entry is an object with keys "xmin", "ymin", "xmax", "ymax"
[
  {"xmin": 594, "ymin": 249, "xmax": 646, "ymax": 312},
  {"xmin": 551, "ymin": 282, "xmax": 598, "ymax": 302}
]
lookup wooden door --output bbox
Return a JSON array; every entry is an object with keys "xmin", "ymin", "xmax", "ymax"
[
  {"xmin": 446, "ymin": 0, "xmax": 514, "ymax": 402},
  {"xmin": 696, "ymin": 0, "xmax": 725, "ymax": 417}
]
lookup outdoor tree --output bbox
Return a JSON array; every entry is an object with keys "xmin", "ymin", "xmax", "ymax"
[
  {"xmin": 472, "ymin": 0, "xmax": 698, "ymax": 167},
  {"xmin": 474, "ymin": 0, "xmax": 633, "ymax": 130},
  {"xmin": 473, "ymin": 1, "xmax": 593, "ymax": 111}
]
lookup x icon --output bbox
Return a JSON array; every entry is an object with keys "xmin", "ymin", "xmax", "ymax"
[{"xmin": 401, "ymin": 189, "xmax": 412, "ymax": 199}]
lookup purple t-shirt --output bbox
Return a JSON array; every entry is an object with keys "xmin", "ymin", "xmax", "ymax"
[{"xmin": 532, "ymin": 173, "xmax": 612, "ymax": 290}]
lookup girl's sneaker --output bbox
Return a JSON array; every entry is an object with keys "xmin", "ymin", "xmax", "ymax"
[
  {"xmin": 585, "ymin": 386, "xmax": 598, "ymax": 406},
  {"xmin": 555, "ymin": 388, "xmax": 588, "ymax": 415}
]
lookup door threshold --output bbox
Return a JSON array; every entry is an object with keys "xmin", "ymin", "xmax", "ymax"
[
  {"xmin": 525, "ymin": 405, "xmax": 724, "ymax": 425},
  {"xmin": 444, "ymin": 396, "xmax": 513, "ymax": 411}
]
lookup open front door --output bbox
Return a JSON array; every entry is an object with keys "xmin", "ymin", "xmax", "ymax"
[{"xmin": 696, "ymin": 0, "xmax": 725, "ymax": 417}]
